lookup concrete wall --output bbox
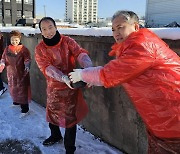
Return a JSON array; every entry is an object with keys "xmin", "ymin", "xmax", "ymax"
[{"xmin": 2, "ymin": 33, "xmax": 180, "ymax": 154}]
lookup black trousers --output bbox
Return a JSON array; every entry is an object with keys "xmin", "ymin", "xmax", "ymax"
[
  {"xmin": 49, "ymin": 123, "xmax": 77, "ymax": 154},
  {"xmin": 0, "ymin": 73, "xmax": 4, "ymax": 91}
]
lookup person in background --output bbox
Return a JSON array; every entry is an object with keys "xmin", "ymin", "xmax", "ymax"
[
  {"xmin": 0, "ymin": 30, "xmax": 31, "ymax": 117},
  {"xmin": 69, "ymin": 10, "xmax": 180, "ymax": 154},
  {"xmin": 0, "ymin": 31, "xmax": 7, "ymax": 96},
  {"xmin": 35, "ymin": 17, "xmax": 92, "ymax": 154}
]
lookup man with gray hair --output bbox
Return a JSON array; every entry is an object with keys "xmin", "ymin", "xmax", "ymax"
[{"xmin": 69, "ymin": 10, "xmax": 180, "ymax": 153}]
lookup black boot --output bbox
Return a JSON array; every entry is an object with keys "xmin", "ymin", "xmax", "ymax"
[
  {"xmin": 43, "ymin": 135, "xmax": 63, "ymax": 146},
  {"xmin": 13, "ymin": 102, "xmax": 20, "ymax": 105},
  {"xmin": 43, "ymin": 123, "xmax": 63, "ymax": 146},
  {"xmin": 21, "ymin": 104, "xmax": 29, "ymax": 113}
]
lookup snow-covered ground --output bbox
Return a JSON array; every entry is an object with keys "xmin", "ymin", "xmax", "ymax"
[{"xmin": 0, "ymin": 84, "xmax": 122, "ymax": 154}]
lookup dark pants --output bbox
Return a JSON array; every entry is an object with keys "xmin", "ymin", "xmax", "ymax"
[
  {"xmin": 21, "ymin": 104, "xmax": 29, "ymax": 113},
  {"xmin": 0, "ymin": 73, "xmax": 4, "ymax": 91},
  {"xmin": 49, "ymin": 123, "xmax": 77, "ymax": 154}
]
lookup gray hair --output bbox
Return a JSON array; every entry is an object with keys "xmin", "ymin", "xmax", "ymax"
[{"xmin": 111, "ymin": 10, "xmax": 139, "ymax": 24}]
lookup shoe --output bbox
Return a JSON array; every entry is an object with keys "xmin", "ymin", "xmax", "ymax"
[
  {"xmin": 10, "ymin": 102, "xmax": 20, "ymax": 108},
  {"xmin": 19, "ymin": 111, "xmax": 30, "ymax": 118},
  {"xmin": 43, "ymin": 136, "xmax": 63, "ymax": 146},
  {"xmin": 66, "ymin": 151, "xmax": 75, "ymax": 154},
  {"xmin": 0, "ymin": 87, "xmax": 7, "ymax": 96},
  {"xmin": 66, "ymin": 149, "xmax": 76, "ymax": 154},
  {"xmin": 13, "ymin": 102, "xmax": 20, "ymax": 105}
]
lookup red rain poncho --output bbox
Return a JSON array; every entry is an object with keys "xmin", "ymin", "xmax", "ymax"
[
  {"xmin": 1, "ymin": 45, "xmax": 31, "ymax": 104},
  {"xmin": 35, "ymin": 35, "xmax": 90, "ymax": 128},
  {"xmin": 81, "ymin": 28, "xmax": 180, "ymax": 139}
]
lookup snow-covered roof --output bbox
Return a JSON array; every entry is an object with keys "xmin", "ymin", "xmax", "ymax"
[{"xmin": 1, "ymin": 26, "xmax": 180, "ymax": 40}]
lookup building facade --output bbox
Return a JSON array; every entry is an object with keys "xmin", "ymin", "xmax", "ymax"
[
  {"xmin": 145, "ymin": 0, "xmax": 180, "ymax": 27},
  {"xmin": 0, "ymin": 0, "xmax": 35, "ymax": 26},
  {"xmin": 65, "ymin": 0, "xmax": 98, "ymax": 24}
]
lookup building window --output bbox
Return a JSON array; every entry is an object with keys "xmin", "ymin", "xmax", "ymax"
[
  {"xmin": 5, "ymin": 10, "xmax": 11, "ymax": 17},
  {"xmin": 17, "ymin": 10, "xmax": 22, "ymax": 17},
  {"xmin": 24, "ymin": 0, "xmax": 33, "ymax": 5},
  {"xmin": 4, "ymin": 0, "xmax": 10, "ymax": 2},
  {"xmin": 16, "ymin": 0, "xmax": 22, "ymax": 3},
  {"xmin": 24, "ymin": 11, "xmax": 33, "ymax": 18}
]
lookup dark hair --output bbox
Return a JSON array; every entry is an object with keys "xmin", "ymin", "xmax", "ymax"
[
  {"xmin": 39, "ymin": 17, "xmax": 56, "ymax": 31},
  {"xmin": 10, "ymin": 30, "xmax": 21, "ymax": 38},
  {"xmin": 112, "ymin": 10, "xmax": 139, "ymax": 24}
]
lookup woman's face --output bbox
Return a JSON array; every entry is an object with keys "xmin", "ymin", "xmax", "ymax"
[
  {"xmin": 10, "ymin": 36, "xmax": 20, "ymax": 46},
  {"xmin": 40, "ymin": 20, "xmax": 57, "ymax": 39}
]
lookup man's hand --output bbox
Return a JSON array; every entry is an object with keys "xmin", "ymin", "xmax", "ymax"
[
  {"xmin": 69, "ymin": 69, "xmax": 83, "ymax": 83},
  {"xmin": 0, "ymin": 63, "xmax": 5, "ymax": 73},
  {"xmin": 61, "ymin": 75, "xmax": 74, "ymax": 89}
]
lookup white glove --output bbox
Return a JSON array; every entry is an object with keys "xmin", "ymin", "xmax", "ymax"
[
  {"xmin": 0, "ymin": 63, "xmax": 5, "ymax": 73},
  {"xmin": 24, "ymin": 66, "xmax": 30, "ymax": 72},
  {"xmin": 87, "ymin": 83, "xmax": 93, "ymax": 88},
  {"xmin": 61, "ymin": 75, "xmax": 74, "ymax": 89},
  {"xmin": 69, "ymin": 69, "xmax": 83, "ymax": 83}
]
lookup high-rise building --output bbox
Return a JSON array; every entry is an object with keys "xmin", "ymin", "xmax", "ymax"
[
  {"xmin": 65, "ymin": 0, "xmax": 98, "ymax": 24},
  {"xmin": 0, "ymin": 0, "xmax": 35, "ymax": 27}
]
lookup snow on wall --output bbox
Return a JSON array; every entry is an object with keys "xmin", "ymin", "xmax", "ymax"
[{"xmin": 0, "ymin": 26, "xmax": 180, "ymax": 40}]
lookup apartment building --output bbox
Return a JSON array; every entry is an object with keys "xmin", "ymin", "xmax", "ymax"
[
  {"xmin": 145, "ymin": 0, "xmax": 180, "ymax": 27},
  {"xmin": 0, "ymin": 0, "xmax": 35, "ymax": 26},
  {"xmin": 65, "ymin": 0, "xmax": 98, "ymax": 24}
]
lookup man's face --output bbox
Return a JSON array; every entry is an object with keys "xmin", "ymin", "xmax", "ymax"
[
  {"xmin": 11, "ymin": 36, "xmax": 20, "ymax": 46},
  {"xmin": 112, "ymin": 16, "xmax": 138, "ymax": 44},
  {"xmin": 40, "ymin": 20, "xmax": 57, "ymax": 39}
]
